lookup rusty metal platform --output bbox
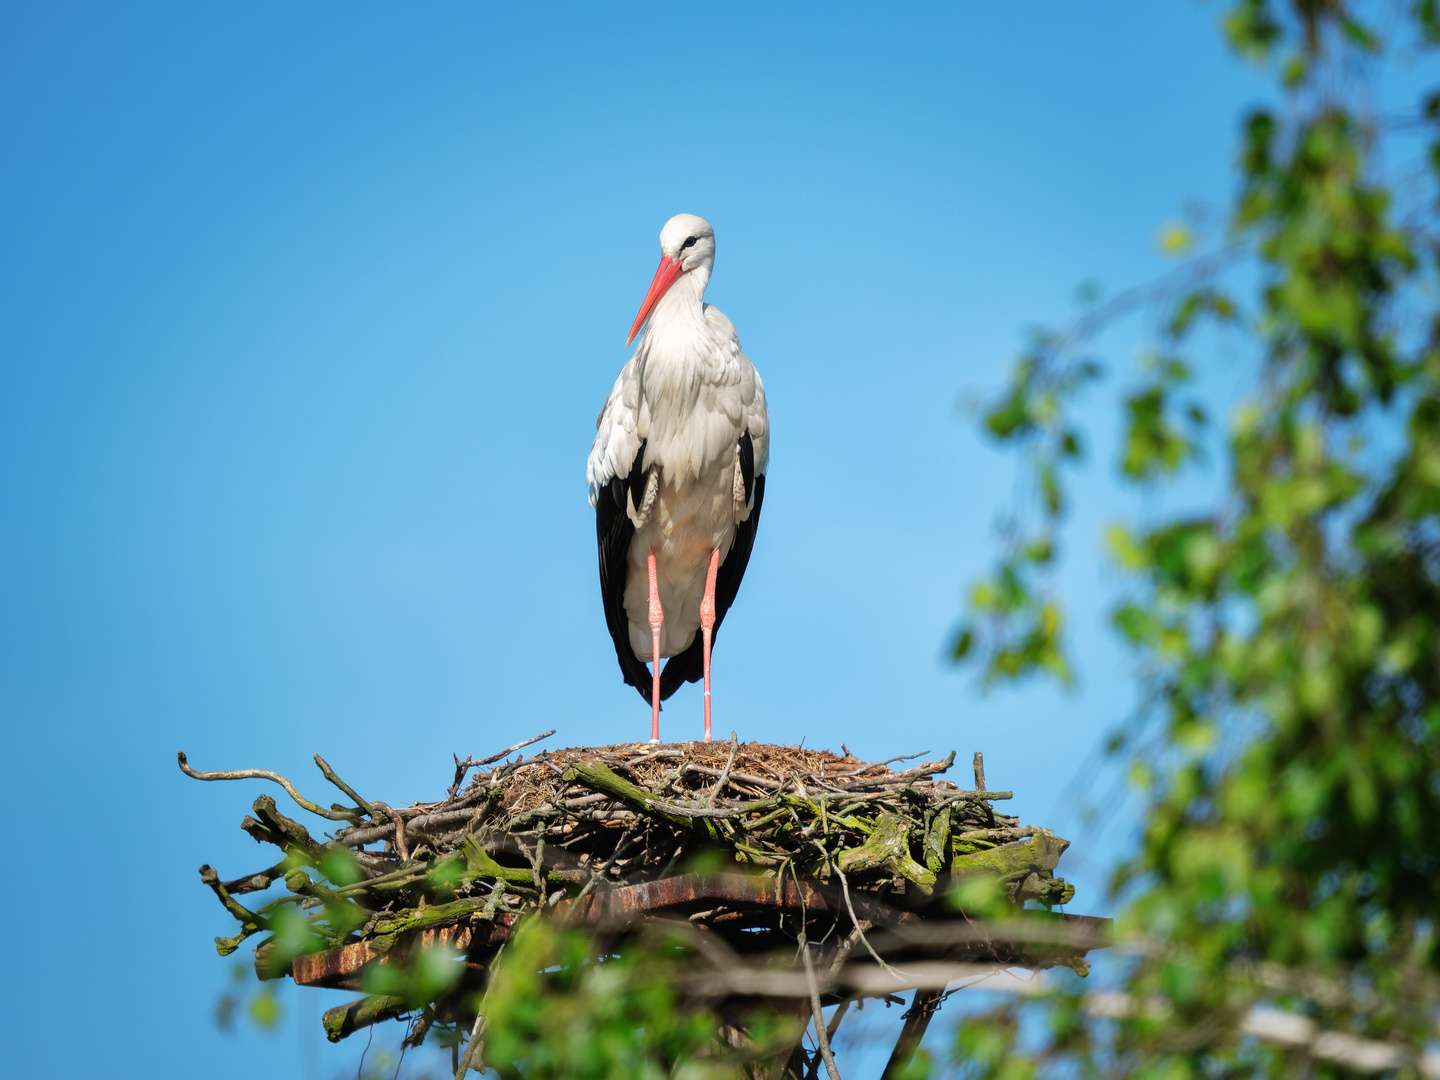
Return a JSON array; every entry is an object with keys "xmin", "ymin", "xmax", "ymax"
[{"xmin": 285, "ymin": 871, "xmax": 1109, "ymax": 995}]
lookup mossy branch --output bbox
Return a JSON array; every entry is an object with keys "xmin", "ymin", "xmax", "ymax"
[
  {"xmin": 837, "ymin": 813, "xmax": 938, "ymax": 893},
  {"xmin": 562, "ymin": 759, "xmax": 707, "ymax": 831},
  {"xmin": 323, "ymin": 994, "xmax": 408, "ymax": 1043}
]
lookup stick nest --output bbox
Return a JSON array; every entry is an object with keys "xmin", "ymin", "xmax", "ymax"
[{"xmin": 182, "ymin": 733, "xmax": 1089, "ymax": 1050}]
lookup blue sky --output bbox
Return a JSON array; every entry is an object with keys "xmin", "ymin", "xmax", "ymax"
[{"xmin": 1, "ymin": 3, "xmax": 1266, "ymax": 1076}]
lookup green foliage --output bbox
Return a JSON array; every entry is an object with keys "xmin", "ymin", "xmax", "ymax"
[
  {"xmin": 214, "ymin": 960, "xmax": 284, "ymax": 1034},
  {"xmin": 482, "ymin": 920, "xmax": 796, "ymax": 1080},
  {"xmin": 945, "ymin": 873, "xmax": 1009, "ymax": 919},
  {"xmin": 361, "ymin": 940, "xmax": 465, "ymax": 1008},
  {"xmin": 1120, "ymin": 357, "xmax": 1205, "ymax": 481},
  {"xmin": 954, "ymin": 346, "xmax": 1100, "ymax": 683},
  {"xmin": 952, "ymin": 0, "xmax": 1440, "ymax": 1075}
]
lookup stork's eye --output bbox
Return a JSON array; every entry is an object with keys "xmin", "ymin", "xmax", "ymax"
[{"xmin": 681, "ymin": 236, "xmax": 698, "ymax": 250}]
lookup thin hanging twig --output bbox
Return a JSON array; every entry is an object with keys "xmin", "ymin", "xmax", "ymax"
[
  {"xmin": 831, "ymin": 858, "xmax": 908, "ymax": 979},
  {"xmin": 453, "ymin": 941, "xmax": 505, "ymax": 1080},
  {"xmin": 801, "ymin": 942, "xmax": 843, "ymax": 1080}
]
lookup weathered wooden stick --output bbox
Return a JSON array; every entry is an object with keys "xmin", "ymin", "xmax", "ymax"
[
  {"xmin": 834, "ymin": 751, "xmax": 957, "ymax": 789},
  {"xmin": 683, "ymin": 762, "xmax": 783, "ymax": 790},
  {"xmin": 800, "ymin": 943, "xmax": 843, "ymax": 1080},
  {"xmin": 708, "ymin": 732, "xmax": 740, "ymax": 806},
  {"xmin": 454, "ymin": 1008, "xmax": 486, "ymax": 1078},
  {"xmin": 313, "ymin": 754, "xmax": 376, "ymax": 818},
  {"xmin": 223, "ymin": 859, "xmax": 288, "ymax": 895},
  {"xmin": 199, "ymin": 865, "xmax": 270, "ymax": 954},
  {"xmin": 178, "ymin": 751, "xmax": 356, "ymax": 821},
  {"xmin": 252, "ymin": 794, "xmax": 327, "ymax": 862},
  {"xmin": 935, "ymin": 789, "xmax": 1013, "ymax": 805},
  {"xmin": 338, "ymin": 804, "xmax": 492, "ymax": 846}
]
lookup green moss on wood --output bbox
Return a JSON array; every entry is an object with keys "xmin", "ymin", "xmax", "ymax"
[
  {"xmin": 372, "ymin": 899, "xmax": 478, "ymax": 936},
  {"xmin": 838, "ymin": 813, "xmax": 937, "ymax": 893},
  {"xmin": 949, "ymin": 831, "xmax": 1072, "ymax": 904},
  {"xmin": 323, "ymin": 994, "xmax": 408, "ymax": 1043},
  {"xmin": 563, "ymin": 759, "xmax": 717, "ymax": 836},
  {"xmin": 923, "ymin": 806, "xmax": 952, "ymax": 873}
]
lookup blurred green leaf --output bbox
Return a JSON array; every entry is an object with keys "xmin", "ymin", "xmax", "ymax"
[
  {"xmin": 1157, "ymin": 223, "xmax": 1194, "ymax": 256},
  {"xmin": 247, "ymin": 987, "xmax": 282, "ymax": 1031}
]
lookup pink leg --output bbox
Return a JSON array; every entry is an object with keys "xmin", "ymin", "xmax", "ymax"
[
  {"xmin": 647, "ymin": 549, "xmax": 663, "ymax": 743},
  {"xmin": 699, "ymin": 547, "xmax": 721, "ymax": 743}
]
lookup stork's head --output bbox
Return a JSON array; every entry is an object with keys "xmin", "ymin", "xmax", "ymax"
[
  {"xmin": 627, "ymin": 213, "xmax": 715, "ymax": 346},
  {"xmin": 659, "ymin": 213, "xmax": 715, "ymax": 272}
]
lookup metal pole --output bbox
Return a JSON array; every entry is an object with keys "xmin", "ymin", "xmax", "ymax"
[{"xmin": 879, "ymin": 989, "xmax": 944, "ymax": 1080}]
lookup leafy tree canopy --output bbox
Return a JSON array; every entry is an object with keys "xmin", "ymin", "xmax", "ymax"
[{"xmin": 951, "ymin": 1, "xmax": 1440, "ymax": 1076}]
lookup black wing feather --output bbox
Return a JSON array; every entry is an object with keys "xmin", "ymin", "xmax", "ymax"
[
  {"xmin": 737, "ymin": 429, "xmax": 756, "ymax": 506},
  {"xmin": 658, "ymin": 434, "xmax": 764, "ymax": 700},
  {"xmin": 597, "ymin": 439, "xmax": 653, "ymax": 703}
]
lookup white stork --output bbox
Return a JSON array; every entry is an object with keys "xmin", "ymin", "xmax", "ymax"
[{"xmin": 587, "ymin": 214, "xmax": 770, "ymax": 743}]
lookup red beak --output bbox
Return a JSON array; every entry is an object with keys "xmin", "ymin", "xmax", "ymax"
[{"xmin": 626, "ymin": 255, "xmax": 686, "ymax": 346}]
